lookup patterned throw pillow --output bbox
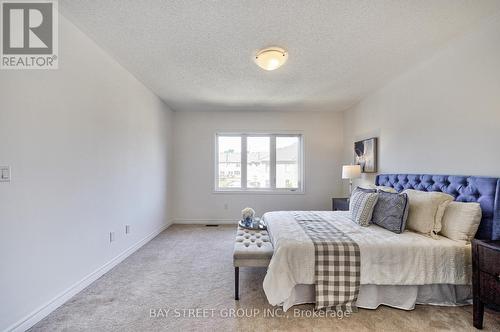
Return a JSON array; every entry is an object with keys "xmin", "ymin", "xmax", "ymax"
[
  {"xmin": 359, "ymin": 184, "xmax": 398, "ymax": 193},
  {"xmin": 349, "ymin": 190, "xmax": 379, "ymax": 226},
  {"xmin": 353, "ymin": 186, "xmax": 376, "ymax": 193},
  {"xmin": 372, "ymin": 191, "xmax": 409, "ymax": 233}
]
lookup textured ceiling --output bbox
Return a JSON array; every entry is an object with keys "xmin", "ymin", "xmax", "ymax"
[{"xmin": 61, "ymin": 1, "xmax": 500, "ymax": 112}]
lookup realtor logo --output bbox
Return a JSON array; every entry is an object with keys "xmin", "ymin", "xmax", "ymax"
[{"xmin": 1, "ymin": 0, "xmax": 58, "ymax": 69}]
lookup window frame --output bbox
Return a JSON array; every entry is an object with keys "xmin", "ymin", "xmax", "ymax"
[{"xmin": 214, "ymin": 132, "xmax": 304, "ymax": 194}]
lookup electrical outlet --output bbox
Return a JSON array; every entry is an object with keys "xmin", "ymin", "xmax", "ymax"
[
  {"xmin": 0, "ymin": 166, "xmax": 10, "ymax": 182},
  {"xmin": 109, "ymin": 232, "xmax": 115, "ymax": 243},
  {"xmin": 125, "ymin": 225, "xmax": 130, "ymax": 234}
]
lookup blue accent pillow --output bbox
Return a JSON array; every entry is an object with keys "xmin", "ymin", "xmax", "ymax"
[{"xmin": 372, "ymin": 190, "xmax": 409, "ymax": 233}]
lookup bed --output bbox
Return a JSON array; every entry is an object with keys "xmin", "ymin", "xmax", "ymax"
[{"xmin": 262, "ymin": 174, "xmax": 500, "ymax": 311}]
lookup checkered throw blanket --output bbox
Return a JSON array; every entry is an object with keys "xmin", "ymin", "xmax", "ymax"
[{"xmin": 293, "ymin": 212, "xmax": 360, "ymax": 311}]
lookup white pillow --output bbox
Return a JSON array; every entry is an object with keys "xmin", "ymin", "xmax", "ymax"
[
  {"xmin": 440, "ymin": 202, "xmax": 482, "ymax": 243},
  {"xmin": 403, "ymin": 189, "xmax": 454, "ymax": 238},
  {"xmin": 360, "ymin": 184, "xmax": 397, "ymax": 193}
]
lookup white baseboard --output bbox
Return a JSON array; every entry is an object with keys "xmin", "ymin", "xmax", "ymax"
[
  {"xmin": 6, "ymin": 220, "xmax": 174, "ymax": 332},
  {"xmin": 173, "ymin": 218, "xmax": 237, "ymax": 225}
]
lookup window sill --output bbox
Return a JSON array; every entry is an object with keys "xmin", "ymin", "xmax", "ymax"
[{"xmin": 213, "ymin": 189, "xmax": 304, "ymax": 195}]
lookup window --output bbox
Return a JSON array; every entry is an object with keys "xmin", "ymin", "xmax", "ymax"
[
  {"xmin": 217, "ymin": 136, "xmax": 241, "ymax": 188},
  {"xmin": 215, "ymin": 133, "xmax": 303, "ymax": 192},
  {"xmin": 276, "ymin": 136, "xmax": 300, "ymax": 189},
  {"xmin": 247, "ymin": 136, "xmax": 270, "ymax": 189}
]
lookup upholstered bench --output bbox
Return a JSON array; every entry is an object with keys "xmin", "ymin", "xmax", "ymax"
[{"xmin": 233, "ymin": 226, "xmax": 273, "ymax": 300}]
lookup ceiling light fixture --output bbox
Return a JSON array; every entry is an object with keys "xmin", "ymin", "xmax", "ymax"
[{"xmin": 254, "ymin": 47, "xmax": 288, "ymax": 71}]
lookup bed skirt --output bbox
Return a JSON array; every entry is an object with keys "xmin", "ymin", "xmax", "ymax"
[{"xmin": 283, "ymin": 284, "xmax": 472, "ymax": 311}]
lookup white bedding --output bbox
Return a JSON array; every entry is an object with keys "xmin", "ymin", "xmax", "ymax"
[
  {"xmin": 284, "ymin": 284, "xmax": 471, "ymax": 311},
  {"xmin": 262, "ymin": 211, "xmax": 472, "ymax": 307}
]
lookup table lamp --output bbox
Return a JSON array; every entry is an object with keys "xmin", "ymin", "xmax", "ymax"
[{"xmin": 342, "ymin": 165, "xmax": 361, "ymax": 196}]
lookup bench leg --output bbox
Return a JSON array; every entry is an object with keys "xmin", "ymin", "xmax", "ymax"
[{"xmin": 234, "ymin": 267, "xmax": 239, "ymax": 300}]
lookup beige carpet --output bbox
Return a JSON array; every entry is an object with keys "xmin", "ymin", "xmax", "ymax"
[{"xmin": 30, "ymin": 225, "xmax": 499, "ymax": 331}]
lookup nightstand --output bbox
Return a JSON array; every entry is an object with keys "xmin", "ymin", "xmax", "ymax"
[
  {"xmin": 472, "ymin": 239, "xmax": 500, "ymax": 329},
  {"xmin": 332, "ymin": 198, "xmax": 349, "ymax": 211}
]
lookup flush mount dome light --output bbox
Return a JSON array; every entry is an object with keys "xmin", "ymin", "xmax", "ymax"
[{"xmin": 254, "ymin": 47, "xmax": 288, "ymax": 71}]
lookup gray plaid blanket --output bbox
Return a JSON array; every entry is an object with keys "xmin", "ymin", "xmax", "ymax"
[{"xmin": 293, "ymin": 212, "xmax": 360, "ymax": 311}]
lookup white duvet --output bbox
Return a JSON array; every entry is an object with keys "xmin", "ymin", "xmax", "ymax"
[{"xmin": 262, "ymin": 211, "xmax": 472, "ymax": 307}]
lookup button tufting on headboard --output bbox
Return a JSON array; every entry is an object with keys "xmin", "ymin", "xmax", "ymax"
[{"xmin": 376, "ymin": 174, "xmax": 500, "ymax": 240}]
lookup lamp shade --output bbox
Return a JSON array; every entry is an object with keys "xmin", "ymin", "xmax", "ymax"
[{"xmin": 342, "ymin": 165, "xmax": 361, "ymax": 179}]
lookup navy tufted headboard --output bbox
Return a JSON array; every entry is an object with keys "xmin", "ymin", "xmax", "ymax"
[{"xmin": 375, "ymin": 174, "xmax": 500, "ymax": 240}]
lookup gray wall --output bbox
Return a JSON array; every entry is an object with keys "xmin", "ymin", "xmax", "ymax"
[
  {"xmin": 342, "ymin": 13, "xmax": 500, "ymax": 191},
  {"xmin": 172, "ymin": 110, "xmax": 345, "ymax": 222},
  {"xmin": 0, "ymin": 16, "xmax": 174, "ymax": 331}
]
